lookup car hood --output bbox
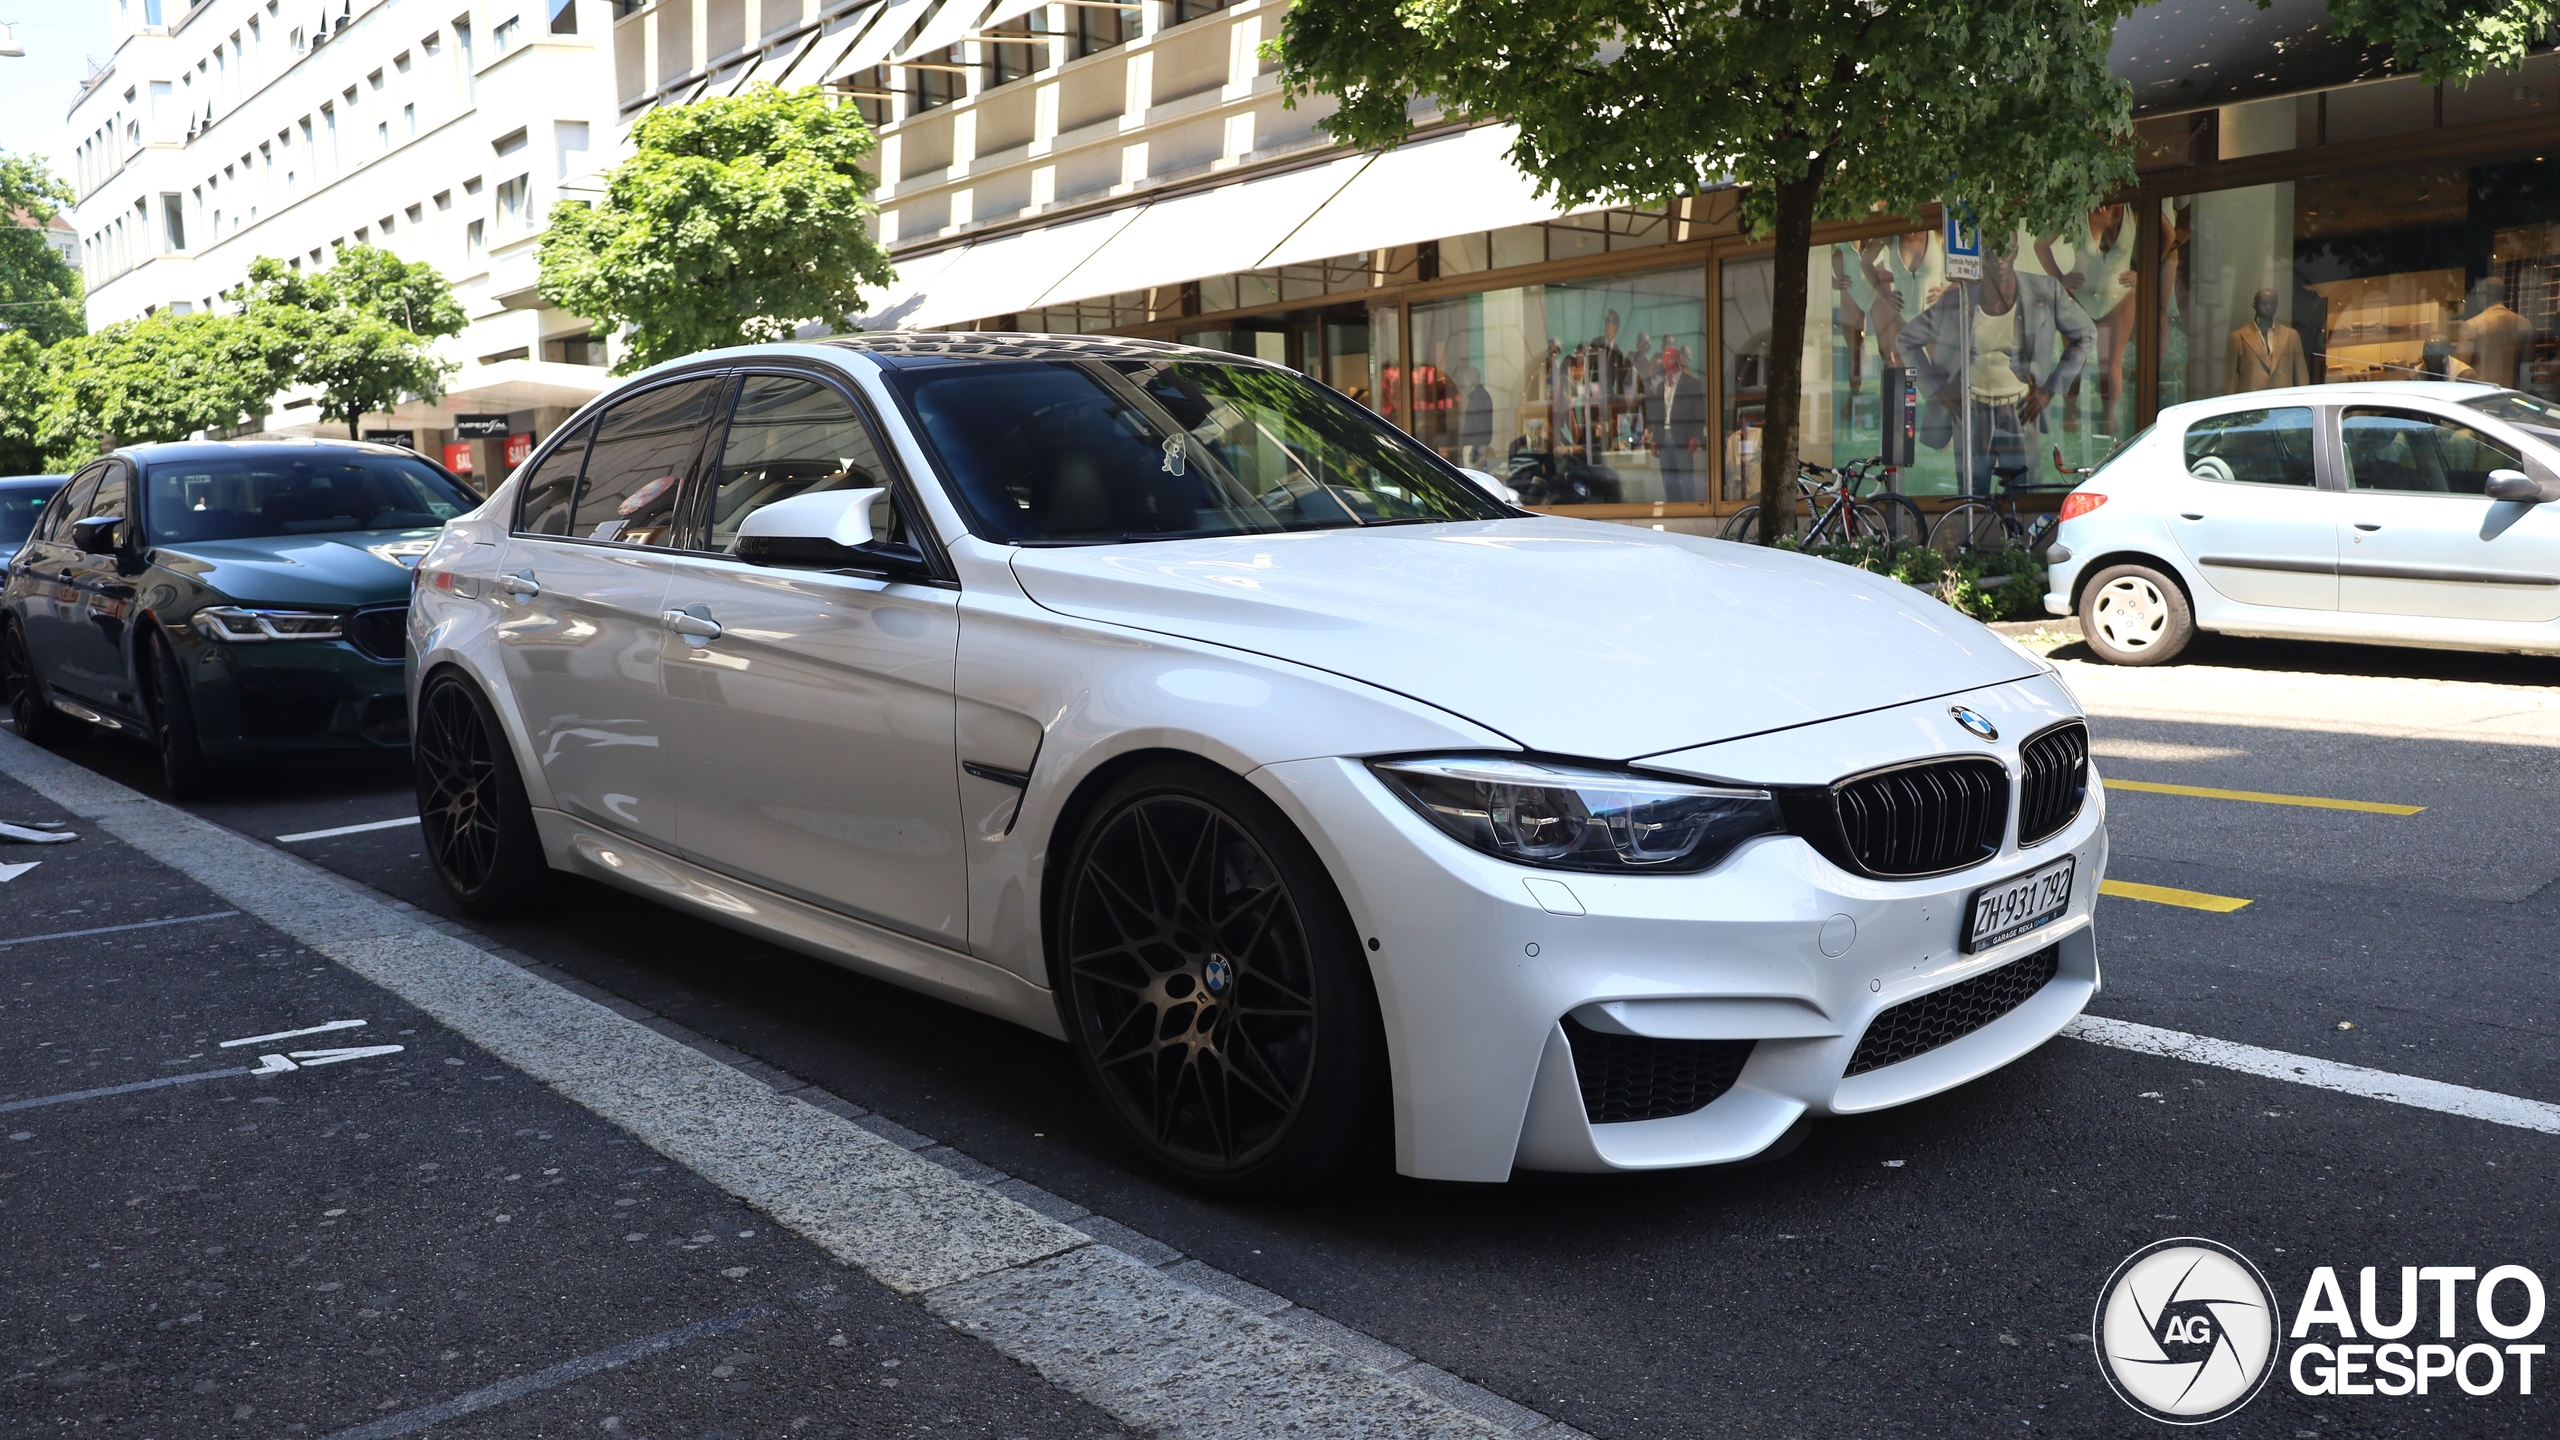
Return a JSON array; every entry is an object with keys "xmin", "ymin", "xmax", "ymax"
[
  {"xmin": 149, "ymin": 529, "xmax": 433, "ymax": 608},
  {"xmin": 1008, "ymin": 518, "xmax": 2042, "ymax": 758}
]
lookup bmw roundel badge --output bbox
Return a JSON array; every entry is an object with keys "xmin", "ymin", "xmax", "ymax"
[{"xmin": 1950, "ymin": 706, "xmax": 2000, "ymax": 742}]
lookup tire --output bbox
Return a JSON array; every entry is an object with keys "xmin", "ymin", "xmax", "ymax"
[
  {"xmin": 1868, "ymin": 493, "xmax": 1929, "ymax": 546},
  {"xmin": 2079, "ymin": 563, "xmax": 2196, "ymax": 666},
  {"xmin": 1836, "ymin": 501, "xmax": 1888, "ymax": 544},
  {"xmin": 144, "ymin": 630, "xmax": 213, "ymax": 798},
  {"xmin": 1719, "ymin": 505, "xmax": 1760, "ymax": 541},
  {"xmin": 1055, "ymin": 760, "xmax": 1386, "ymax": 1196},
  {"xmin": 2, "ymin": 619, "xmax": 85, "ymax": 747},
  {"xmin": 1928, "ymin": 501, "xmax": 2020, "ymax": 557},
  {"xmin": 413, "ymin": 673, "xmax": 551, "ymax": 915}
]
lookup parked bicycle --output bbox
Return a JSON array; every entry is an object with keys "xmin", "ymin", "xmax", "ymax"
[
  {"xmin": 1925, "ymin": 451, "xmax": 2084, "ymax": 556},
  {"xmin": 1720, "ymin": 457, "xmax": 1927, "ymax": 546}
]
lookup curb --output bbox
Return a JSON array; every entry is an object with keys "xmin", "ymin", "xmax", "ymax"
[{"xmin": 0, "ymin": 726, "xmax": 1592, "ymax": 1440}]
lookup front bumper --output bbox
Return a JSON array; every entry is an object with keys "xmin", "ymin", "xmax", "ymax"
[
  {"xmin": 174, "ymin": 627, "xmax": 411, "ymax": 756},
  {"xmin": 1257, "ymin": 677, "xmax": 2107, "ymax": 1182}
]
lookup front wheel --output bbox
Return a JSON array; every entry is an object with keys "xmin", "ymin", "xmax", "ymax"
[
  {"xmin": 145, "ymin": 631, "xmax": 212, "ymax": 798},
  {"xmin": 2079, "ymin": 563, "xmax": 2196, "ymax": 666},
  {"xmin": 414, "ymin": 674, "xmax": 551, "ymax": 914},
  {"xmin": 1057, "ymin": 762, "xmax": 1385, "ymax": 1196}
]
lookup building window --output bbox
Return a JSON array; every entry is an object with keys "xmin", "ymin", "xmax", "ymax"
[
  {"xmin": 1073, "ymin": 4, "xmax": 1129, "ymax": 59},
  {"xmin": 162, "ymin": 193, "xmax": 186, "ymax": 251},
  {"xmin": 548, "ymin": 0, "xmax": 576, "ymax": 36},
  {"xmin": 908, "ymin": 48, "xmax": 965, "ymax": 113},
  {"xmin": 985, "ymin": 12, "xmax": 1049, "ymax": 87},
  {"xmin": 544, "ymin": 330, "xmax": 605, "ymax": 365},
  {"xmin": 493, "ymin": 15, "xmax": 519, "ymax": 54},
  {"xmin": 555, "ymin": 120, "xmax": 589, "ymax": 178},
  {"xmin": 834, "ymin": 67, "xmax": 891, "ymax": 129},
  {"xmin": 466, "ymin": 216, "xmax": 484, "ymax": 262},
  {"xmin": 495, "ymin": 174, "xmax": 530, "ymax": 233},
  {"xmin": 1168, "ymin": 0, "xmax": 1230, "ymax": 24}
]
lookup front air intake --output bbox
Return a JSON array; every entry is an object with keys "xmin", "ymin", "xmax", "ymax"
[
  {"xmin": 1846, "ymin": 943, "xmax": 2061, "ymax": 1076},
  {"xmin": 1560, "ymin": 1017, "xmax": 1753, "ymax": 1124},
  {"xmin": 2016, "ymin": 721, "xmax": 2090, "ymax": 847}
]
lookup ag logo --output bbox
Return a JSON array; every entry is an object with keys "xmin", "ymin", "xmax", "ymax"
[{"xmin": 2093, "ymin": 1238, "xmax": 2281, "ymax": 1424}]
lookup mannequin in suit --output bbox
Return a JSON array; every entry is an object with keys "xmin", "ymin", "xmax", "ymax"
[
  {"xmin": 2227, "ymin": 288, "xmax": 2308, "ymax": 392},
  {"xmin": 2461, "ymin": 278, "xmax": 2533, "ymax": 388}
]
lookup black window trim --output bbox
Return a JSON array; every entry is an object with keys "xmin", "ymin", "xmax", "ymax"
[
  {"xmin": 36, "ymin": 462, "xmax": 112, "ymax": 546},
  {"xmin": 506, "ymin": 365, "xmax": 730, "ymax": 553},
  {"xmin": 676, "ymin": 358, "xmax": 959, "ymax": 589}
]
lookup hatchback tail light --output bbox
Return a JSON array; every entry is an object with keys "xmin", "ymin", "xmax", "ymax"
[{"xmin": 2058, "ymin": 492, "xmax": 2108, "ymax": 522}]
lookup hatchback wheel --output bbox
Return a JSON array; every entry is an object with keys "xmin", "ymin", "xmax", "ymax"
[
  {"xmin": 2079, "ymin": 563, "xmax": 2195, "ymax": 665},
  {"xmin": 414, "ymin": 675, "xmax": 549, "ymax": 914},
  {"xmin": 1058, "ymin": 763, "xmax": 1384, "ymax": 1195},
  {"xmin": 2, "ymin": 620, "xmax": 85, "ymax": 746},
  {"xmin": 144, "ymin": 631, "xmax": 212, "ymax": 798}
]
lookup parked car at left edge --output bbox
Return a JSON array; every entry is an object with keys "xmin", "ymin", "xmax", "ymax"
[
  {"xmin": 0, "ymin": 475, "xmax": 69, "ymax": 583},
  {"xmin": 0, "ymin": 440, "xmax": 475, "ymax": 794}
]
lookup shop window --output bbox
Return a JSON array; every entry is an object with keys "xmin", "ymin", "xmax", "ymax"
[
  {"xmin": 2161, "ymin": 156, "xmax": 2560, "ymax": 411},
  {"xmin": 1412, "ymin": 266, "xmax": 1707, "ymax": 506}
]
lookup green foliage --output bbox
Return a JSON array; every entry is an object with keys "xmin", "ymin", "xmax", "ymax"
[
  {"xmin": 237, "ymin": 245, "xmax": 464, "ymax": 437},
  {"xmin": 1787, "ymin": 536, "xmax": 2048, "ymax": 622},
  {"xmin": 0, "ymin": 331, "xmax": 53, "ymax": 473},
  {"xmin": 37, "ymin": 309, "xmax": 299, "ymax": 462},
  {"xmin": 2323, "ymin": 0, "xmax": 2559, "ymax": 82},
  {"xmin": 1, "ymin": 151, "xmax": 86, "ymax": 347},
  {"xmin": 538, "ymin": 84, "xmax": 896, "ymax": 374}
]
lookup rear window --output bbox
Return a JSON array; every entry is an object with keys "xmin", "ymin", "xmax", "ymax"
[{"xmin": 2183, "ymin": 407, "xmax": 2315, "ymax": 487}]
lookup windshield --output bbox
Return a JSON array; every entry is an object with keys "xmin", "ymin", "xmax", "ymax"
[
  {"xmin": 888, "ymin": 357, "xmax": 1508, "ymax": 544},
  {"xmin": 144, "ymin": 453, "xmax": 477, "ymax": 544},
  {"xmin": 0, "ymin": 485, "xmax": 60, "ymax": 551},
  {"xmin": 2462, "ymin": 390, "xmax": 2560, "ymax": 444}
]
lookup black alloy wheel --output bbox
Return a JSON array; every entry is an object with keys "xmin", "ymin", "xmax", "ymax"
[
  {"xmin": 1, "ymin": 620, "xmax": 84, "ymax": 746},
  {"xmin": 413, "ymin": 675, "xmax": 548, "ymax": 914},
  {"xmin": 144, "ymin": 631, "xmax": 212, "ymax": 798},
  {"xmin": 1059, "ymin": 764, "xmax": 1383, "ymax": 1195}
]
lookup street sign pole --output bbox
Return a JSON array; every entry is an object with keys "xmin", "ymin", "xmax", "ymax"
[{"xmin": 1944, "ymin": 208, "xmax": 1982, "ymax": 498}]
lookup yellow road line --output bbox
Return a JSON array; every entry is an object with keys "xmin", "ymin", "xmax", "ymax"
[
  {"xmin": 2099, "ymin": 879, "xmax": 2253, "ymax": 913},
  {"xmin": 2103, "ymin": 778, "xmax": 2423, "ymax": 816}
]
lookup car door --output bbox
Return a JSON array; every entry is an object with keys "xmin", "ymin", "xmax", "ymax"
[
  {"xmin": 655, "ymin": 369, "xmax": 969, "ymax": 948},
  {"xmin": 494, "ymin": 373, "xmax": 727, "ymax": 849},
  {"xmin": 2163, "ymin": 404, "xmax": 2341, "ymax": 611},
  {"xmin": 2334, "ymin": 405, "xmax": 2560, "ymax": 623},
  {"xmin": 49, "ymin": 461, "xmax": 140, "ymax": 710},
  {"xmin": 15, "ymin": 464, "xmax": 104, "ymax": 690}
]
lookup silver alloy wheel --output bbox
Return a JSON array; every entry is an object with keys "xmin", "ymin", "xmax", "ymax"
[{"xmin": 2091, "ymin": 575, "xmax": 2169, "ymax": 651}]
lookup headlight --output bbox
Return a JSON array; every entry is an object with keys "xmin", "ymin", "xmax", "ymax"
[
  {"xmin": 1369, "ymin": 756, "xmax": 1785, "ymax": 874},
  {"xmin": 191, "ymin": 606, "xmax": 348, "ymax": 643}
]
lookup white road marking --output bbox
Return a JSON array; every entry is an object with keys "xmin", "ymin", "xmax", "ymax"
[
  {"xmin": 248, "ymin": 1053, "xmax": 297, "ymax": 1075},
  {"xmin": 286, "ymin": 1045, "xmax": 405, "ymax": 1067},
  {"xmin": 0, "ymin": 861, "xmax": 37, "ymax": 883},
  {"xmin": 219, "ymin": 1019, "xmax": 367, "ymax": 1048},
  {"xmin": 2065, "ymin": 1015, "xmax": 2560, "ymax": 1135},
  {"xmin": 0, "ymin": 910, "xmax": 238, "ymax": 948},
  {"xmin": 275, "ymin": 816, "xmax": 420, "ymax": 843}
]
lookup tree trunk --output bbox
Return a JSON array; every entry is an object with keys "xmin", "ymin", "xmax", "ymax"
[{"xmin": 1756, "ymin": 175, "xmax": 1822, "ymax": 545}]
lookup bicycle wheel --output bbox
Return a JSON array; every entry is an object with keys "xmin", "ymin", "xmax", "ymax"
[
  {"xmin": 1928, "ymin": 502, "xmax": 2021, "ymax": 556},
  {"xmin": 1721, "ymin": 497, "xmax": 1810, "ymax": 544},
  {"xmin": 1867, "ymin": 493, "xmax": 1929, "ymax": 546},
  {"xmin": 1833, "ymin": 501, "xmax": 1890, "ymax": 544}
]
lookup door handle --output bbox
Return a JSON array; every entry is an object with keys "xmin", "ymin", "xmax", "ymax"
[
  {"xmin": 660, "ymin": 606, "xmax": 722, "ymax": 642},
  {"xmin": 2354, "ymin": 523, "xmax": 2381, "ymax": 532},
  {"xmin": 2177, "ymin": 512, "xmax": 2203, "ymax": 521},
  {"xmin": 501, "ymin": 570, "xmax": 541, "ymax": 599}
]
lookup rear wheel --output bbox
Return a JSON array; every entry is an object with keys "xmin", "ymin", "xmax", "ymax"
[
  {"xmin": 144, "ymin": 630, "xmax": 212, "ymax": 798},
  {"xmin": 1, "ymin": 620, "xmax": 84, "ymax": 746},
  {"xmin": 1867, "ymin": 493, "xmax": 1929, "ymax": 546},
  {"xmin": 1929, "ymin": 501, "xmax": 2021, "ymax": 557},
  {"xmin": 2079, "ymin": 563, "xmax": 2195, "ymax": 666},
  {"xmin": 1057, "ymin": 761, "xmax": 1385, "ymax": 1196},
  {"xmin": 414, "ymin": 674, "xmax": 550, "ymax": 914}
]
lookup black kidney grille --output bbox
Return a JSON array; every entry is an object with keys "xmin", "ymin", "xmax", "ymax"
[
  {"xmin": 2017, "ymin": 722, "xmax": 2089, "ymax": 846},
  {"xmin": 348, "ymin": 606, "xmax": 408, "ymax": 662},
  {"xmin": 1832, "ymin": 757, "xmax": 2008, "ymax": 877},
  {"xmin": 1562, "ymin": 1017, "xmax": 1754, "ymax": 1125},
  {"xmin": 1846, "ymin": 943, "xmax": 2061, "ymax": 1076}
]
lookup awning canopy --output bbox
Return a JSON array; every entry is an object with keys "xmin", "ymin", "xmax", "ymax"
[
  {"xmin": 893, "ymin": 0, "xmax": 988, "ymax": 64},
  {"xmin": 854, "ymin": 207, "xmax": 1142, "ymax": 329},
  {"xmin": 836, "ymin": 0, "xmax": 928, "ymax": 77},
  {"xmin": 1032, "ymin": 153, "xmax": 1370, "ymax": 307},
  {"xmin": 1257, "ymin": 124, "xmax": 1602, "ymax": 273}
]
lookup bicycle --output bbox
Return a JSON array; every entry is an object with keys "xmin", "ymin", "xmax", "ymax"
[
  {"xmin": 1925, "ymin": 449, "xmax": 2084, "ymax": 556},
  {"xmin": 1720, "ymin": 457, "xmax": 1928, "ymax": 546}
]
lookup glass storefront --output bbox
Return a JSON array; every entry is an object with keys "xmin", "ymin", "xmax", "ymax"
[
  {"xmin": 1407, "ymin": 267, "xmax": 1708, "ymax": 504},
  {"xmin": 2162, "ymin": 154, "xmax": 2560, "ymax": 408}
]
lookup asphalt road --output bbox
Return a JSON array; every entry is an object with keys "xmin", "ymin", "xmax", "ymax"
[{"xmin": 11, "ymin": 628, "xmax": 2560, "ymax": 1439}]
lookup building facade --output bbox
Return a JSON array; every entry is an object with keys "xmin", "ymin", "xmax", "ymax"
[{"xmin": 64, "ymin": 0, "xmax": 624, "ymax": 478}]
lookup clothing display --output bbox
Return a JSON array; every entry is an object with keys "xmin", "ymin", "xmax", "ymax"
[
  {"xmin": 2226, "ymin": 321, "xmax": 2308, "ymax": 392},
  {"xmin": 2463, "ymin": 303, "xmax": 2532, "ymax": 388}
]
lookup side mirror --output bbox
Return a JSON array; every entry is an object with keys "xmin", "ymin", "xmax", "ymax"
[
  {"xmin": 1458, "ymin": 467, "xmax": 1523, "ymax": 506},
  {"xmin": 71, "ymin": 515, "xmax": 123, "ymax": 554},
  {"xmin": 2486, "ymin": 468, "xmax": 2549, "ymax": 503},
  {"xmin": 734, "ymin": 487, "xmax": 934, "ymax": 581}
]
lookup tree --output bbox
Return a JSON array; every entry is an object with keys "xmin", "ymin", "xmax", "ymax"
[
  {"xmin": 36, "ymin": 309, "xmax": 297, "ymax": 462},
  {"xmin": 238, "ymin": 244, "xmax": 465, "ymax": 438},
  {"xmin": 1, "ymin": 151, "xmax": 85, "ymax": 348},
  {"xmin": 2324, "ymin": 1, "xmax": 2559, "ymax": 79},
  {"xmin": 0, "ymin": 331, "xmax": 55, "ymax": 473},
  {"xmin": 538, "ymin": 83, "xmax": 895, "ymax": 374},
  {"xmin": 1275, "ymin": 1, "xmax": 2138, "ymax": 541}
]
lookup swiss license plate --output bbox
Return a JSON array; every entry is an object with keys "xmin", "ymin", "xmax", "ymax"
[{"xmin": 1962, "ymin": 856, "xmax": 2077, "ymax": 953}]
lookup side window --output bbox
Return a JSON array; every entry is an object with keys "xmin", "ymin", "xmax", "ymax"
[
  {"xmin": 39, "ymin": 468, "xmax": 105, "ymax": 543},
  {"xmin": 702, "ymin": 374, "xmax": 898, "ymax": 554},
  {"xmin": 2343, "ymin": 408, "xmax": 2520, "ymax": 496},
  {"xmin": 85, "ymin": 468, "xmax": 129, "ymax": 527},
  {"xmin": 570, "ymin": 377, "xmax": 724, "ymax": 546},
  {"xmin": 513, "ymin": 418, "xmax": 593, "ymax": 536},
  {"xmin": 2182, "ymin": 407, "xmax": 2315, "ymax": 487}
]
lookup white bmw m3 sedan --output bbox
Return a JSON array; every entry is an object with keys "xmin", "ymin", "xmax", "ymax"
[{"xmin": 406, "ymin": 333, "xmax": 2107, "ymax": 1194}]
